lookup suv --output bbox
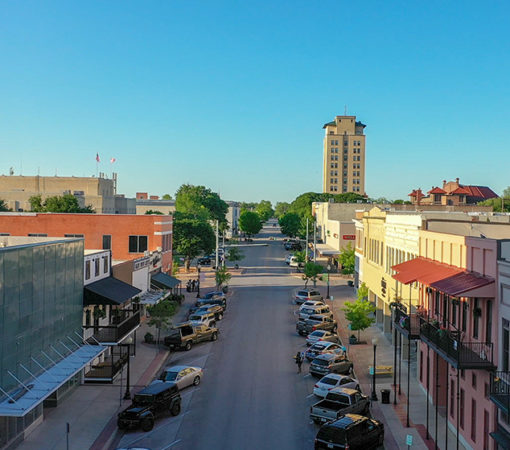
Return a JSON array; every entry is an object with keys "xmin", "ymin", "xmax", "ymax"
[
  {"xmin": 310, "ymin": 353, "xmax": 353, "ymax": 377},
  {"xmin": 314, "ymin": 414, "xmax": 384, "ymax": 449},
  {"xmin": 299, "ymin": 305, "xmax": 332, "ymax": 321},
  {"xmin": 188, "ymin": 304, "xmax": 224, "ymax": 321},
  {"xmin": 117, "ymin": 382, "xmax": 181, "ymax": 432},
  {"xmin": 164, "ymin": 323, "xmax": 219, "ymax": 351},
  {"xmin": 295, "ymin": 289, "xmax": 323, "ymax": 304},
  {"xmin": 297, "ymin": 315, "xmax": 338, "ymax": 336},
  {"xmin": 188, "ymin": 311, "xmax": 216, "ymax": 327}
]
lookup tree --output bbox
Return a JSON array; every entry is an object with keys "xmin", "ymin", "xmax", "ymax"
[
  {"xmin": 393, "ymin": 199, "xmax": 404, "ymax": 204},
  {"xmin": 341, "ymin": 284, "xmax": 375, "ymax": 341},
  {"xmin": 215, "ymin": 266, "xmax": 232, "ymax": 290},
  {"xmin": 0, "ymin": 199, "xmax": 8, "ymax": 212},
  {"xmin": 175, "ymin": 184, "xmax": 228, "ymax": 223},
  {"xmin": 504, "ymin": 186, "xmax": 510, "ymax": 198},
  {"xmin": 226, "ymin": 247, "xmax": 245, "ymax": 267},
  {"xmin": 145, "ymin": 210, "xmax": 164, "ymax": 215},
  {"xmin": 274, "ymin": 201, "xmax": 290, "ymax": 218},
  {"xmin": 162, "ymin": 194, "xmax": 173, "ymax": 200},
  {"xmin": 147, "ymin": 300, "xmax": 178, "ymax": 345},
  {"xmin": 239, "ymin": 211, "xmax": 262, "ymax": 236},
  {"xmin": 278, "ymin": 213, "xmax": 300, "ymax": 237},
  {"xmin": 255, "ymin": 200, "xmax": 274, "ymax": 222},
  {"xmin": 29, "ymin": 194, "xmax": 95, "ymax": 213},
  {"xmin": 302, "ymin": 262, "xmax": 323, "ymax": 288},
  {"xmin": 338, "ymin": 243, "xmax": 355, "ymax": 274},
  {"xmin": 173, "ymin": 218, "xmax": 215, "ymax": 270},
  {"xmin": 240, "ymin": 202, "xmax": 257, "ymax": 213}
]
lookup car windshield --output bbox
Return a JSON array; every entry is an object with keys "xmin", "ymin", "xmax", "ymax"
[
  {"xmin": 317, "ymin": 425, "xmax": 347, "ymax": 443},
  {"xmin": 310, "ymin": 331, "xmax": 325, "ymax": 337},
  {"xmin": 189, "ymin": 315, "xmax": 202, "ymax": 321},
  {"xmin": 320, "ymin": 377, "xmax": 338, "ymax": 386},
  {"xmin": 311, "ymin": 291, "xmax": 320, "ymax": 296},
  {"xmin": 311, "ymin": 343, "xmax": 326, "ymax": 351},
  {"xmin": 297, "ymin": 291, "xmax": 308, "ymax": 296},
  {"xmin": 313, "ymin": 358, "xmax": 330, "ymax": 366},
  {"xmin": 133, "ymin": 394, "xmax": 153, "ymax": 406},
  {"xmin": 161, "ymin": 371, "xmax": 178, "ymax": 381},
  {"xmin": 301, "ymin": 308, "xmax": 314, "ymax": 314}
]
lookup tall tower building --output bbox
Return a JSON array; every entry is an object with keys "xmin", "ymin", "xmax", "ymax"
[{"xmin": 322, "ymin": 115, "xmax": 366, "ymax": 195}]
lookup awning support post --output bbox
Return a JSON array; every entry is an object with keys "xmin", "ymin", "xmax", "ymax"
[
  {"xmin": 50, "ymin": 345, "xmax": 65, "ymax": 360},
  {"xmin": 31, "ymin": 357, "xmax": 59, "ymax": 383},
  {"xmin": 7, "ymin": 371, "xmax": 31, "ymax": 392},
  {"xmin": 67, "ymin": 335, "xmax": 81, "ymax": 349},
  {"xmin": 42, "ymin": 351, "xmax": 57, "ymax": 365}
]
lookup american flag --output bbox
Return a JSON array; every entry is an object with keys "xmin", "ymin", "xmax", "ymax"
[
  {"xmin": 110, "ymin": 157, "xmax": 116, "ymax": 163},
  {"xmin": 96, "ymin": 153, "xmax": 100, "ymax": 162}
]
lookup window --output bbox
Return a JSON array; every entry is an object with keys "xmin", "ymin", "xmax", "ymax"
[
  {"xmin": 462, "ymin": 301, "xmax": 468, "ymax": 332},
  {"xmin": 452, "ymin": 300, "xmax": 457, "ymax": 327},
  {"xmin": 486, "ymin": 300, "xmax": 492, "ymax": 342},
  {"xmin": 484, "ymin": 383, "xmax": 489, "ymax": 399},
  {"xmin": 103, "ymin": 255, "xmax": 109, "ymax": 272},
  {"xmin": 102, "ymin": 235, "xmax": 112, "ymax": 250},
  {"xmin": 94, "ymin": 258, "xmax": 100, "ymax": 276},
  {"xmin": 472, "ymin": 373, "xmax": 477, "ymax": 389},
  {"xmin": 473, "ymin": 298, "xmax": 480, "ymax": 339},
  {"xmin": 129, "ymin": 235, "xmax": 148, "ymax": 253},
  {"xmin": 28, "ymin": 233, "xmax": 47, "ymax": 237},
  {"xmin": 0, "ymin": 233, "xmax": 9, "ymax": 236},
  {"xmin": 85, "ymin": 261, "xmax": 91, "ymax": 280},
  {"xmin": 471, "ymin": 399, "xmax": 476, "ymax": 441},
  {"xmin": 435, "ymin": 291, "xmax": 440, "ymax": 314},
  {"xmin": 450, "ymin": 379, "xmax": 454, "ymax": 417},
  {"xmin": 64, "ymin": 233, "xmax": 84, "ymax": 238},
  {"xmin": 504, "ymin": 319, "xmax": 510, "ymax": 371},
  {"xmin": 460, "ymin": 389, "xmax": 465, "ymax": 429}
]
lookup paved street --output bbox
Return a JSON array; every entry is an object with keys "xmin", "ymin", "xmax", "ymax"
[{"xmin": 114, "ymin": 224, "xmax": 321, "ymax": 450}]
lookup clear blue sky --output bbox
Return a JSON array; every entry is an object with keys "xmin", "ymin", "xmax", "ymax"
[{"xmin": 1, "ymin": 1, "xmax": 509, "ymax": 203}]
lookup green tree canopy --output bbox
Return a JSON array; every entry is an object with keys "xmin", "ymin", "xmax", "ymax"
[
  {"xmin": 29, "ymin": 194, "xmax": 95, "ymax": 213},
  {"xmin": 302, "ymin": 262, "xmax": 323, "ymax": 288},
  {"xmin": 173, "ymin": 218, "xmax": 215, "ymax": 269},
  {"xmin": 274, "ymin": 201, "xmax": 290, "ymax": 218},
  {"xmin": 175, "ymin": 184, "xmax": 228, "ymax": 223},
  {"xmin": 147, "ymin": 300, "xmax": 178, "ymax": 345},
  {"xmin": 239, "ymin": 211, "xmax": 262, "ymax": 236},
  {"xmin": 0, "ymin": 199, "xmax": 9, "ymax": 212},
  {"xmin": 338, "ymin": 243, "xmax": 355, "ymax": 274},
  {"xmin": 341, "ymin": 284, "xmax": 375, "ymax": 341},
  {"xmin": 215, "ymin": 266, "xmax": 232, "ymax": 289},
  {"xmin": 278, "ymin": 213, "xmax": 301, "ymax": 237},
  {"xmin": 255, "ymin": 200, "xmax": 274, "ymax": 222},
  {"xmin": 162, "ymin": 194, "xmax": 173, "ymax": 200},
  {"xmin": 144, "ymin": 210, "xmax": 164, "ymax": 215}
]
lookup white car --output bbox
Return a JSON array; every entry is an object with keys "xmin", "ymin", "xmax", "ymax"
[
  {"xmin": 313, "ymin": 374, "xmax": 360, "ymax": 398},
  {"xmin": 285, "ymin": 254, "xmax": 294, "ymax": 264},
  {"xmin": 289, "ymin": 256, "xmax": 299, "ymax": 267},
  {"xmin": 156, "ymin": 365, "xmax": 203, "ymax": 390},
  {"xmin": 188, "ymin": 311, "xmax": 216, "ymax": 327},
  {"xmin": 299, "ymin": 300, "xmax": 325, "ymax": 310}
]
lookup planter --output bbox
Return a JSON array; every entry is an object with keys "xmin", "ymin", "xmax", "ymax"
[
  {"xmin": 144, "ymin": 332, "xmax": 154, "ymax": 344},
  {"xmin": 222, "ymin": 286, "xmax": 229, "ymax": 294},
  {"xmin": 347, "ymin": 280, "xmax": 354, "ymax": 287},
  {"xmin": 349, "ymin": 336, "xmax": 358, "ymax": 345}
]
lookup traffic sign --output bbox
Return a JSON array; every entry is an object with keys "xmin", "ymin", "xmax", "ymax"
[{"xmin": 406, "ymin": 434, "xmax": 413, "ymax": 446}]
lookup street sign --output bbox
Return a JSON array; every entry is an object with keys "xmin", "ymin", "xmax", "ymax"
[
  {"xmin": 348, "ymin": 323, "xmax": 352, "ymax": 330},
  {"xmin": 323, "ymin": 273, "xmax": 329, "ymax": 282},
  {"xmin": 406, "ymin": 434, "xmax": 413, "ymax": 446},
  {"xmin": 369, "ymin": 367, "xmax": 374, "ymax": 375}
]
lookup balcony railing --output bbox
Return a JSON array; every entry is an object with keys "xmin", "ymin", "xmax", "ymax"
[
  {"xmin": 490, "ymin": 372, "xmax": 510, "ymax": 414},
  {"xmin": 84, "ymin": 345, "xmax": 128, "ymax": 383},
  {"xmin": 419, "ymin": 316, "xmax": 494, "ymax": 370},
  {"xmin": 393, "ymin": 307, "xmax": 420, "ymax": 339},
  {"xmin": 84, "ymin": 309, "xmax": 140, "ymax": 344}
]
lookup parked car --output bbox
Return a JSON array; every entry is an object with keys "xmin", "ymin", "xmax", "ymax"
[
  {"xmin": 188, "ymin": 304, "xmax": 224, "ymax": 321},
  {"xmin": 197, "ymin": 257, "xmax": 211, "ymax": 266},
  {"xmin": 310, "ymin": 388, "xmax": 370, "ymax": 424},
  {"xmin": 164, "ymin": 323, "xmax": 219, "ymax": 351},
  {"xmin": 117, "ymin": 382, "xmax": 181, "ymax": 431},
  {"xmin": 195, "ymin": 297, "xmax": 227, "ymax": 310},
  {"xmin": 313, "ymin": 374, "xmax": 360, "ymax": 398},
  {"xmin": 299, "ymin": 300, "xmax": 325, "ymax": 310},
  {"xmin": 289, "ymin": 256, "xmax": 305, "ymax": 268},
  {"xmin": 157, "ymin": 365, "xmax": 203, "ymax": 389},
  {"xmin": 310, "ymin": 353, "xmax": 352, "ymax": 377},
  {"xmin": 285, "ymin": 254, "xmax": 294, "ymax": 264},
  {"xmin": 188, "ymin": 311, "xmax": 216, "ymax": 328},
  {"xmin": 297, "ymin": 315, "xmax": 338, "ymax": 336},
  {"xmin": 299, "ymin": 305, "xmax": 333, "ymax": 321},
  {"xmin": 198, "ymin": 291, "xmax": 226, "ymax": 301},
  {"xmin": 314, "ymin": 414, "xmax": 384, "ymax": 449},
  {"xmin": 295, "ymin": 289, "xmax": 323, "ymax": 304},
  {"xmin": 306, "ymin": 330, "xmax": 340, "ymax": 346},
  {"xmin": 305, "ymin": 342, "xmax": 341, "ymax": 362}
]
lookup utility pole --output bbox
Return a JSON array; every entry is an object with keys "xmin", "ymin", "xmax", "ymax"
[
  {"xmin": 222, "ymin": 229, "xmax": 225, "ymax": 267},
  {"xmin": 215, "ymin": 220, "xmax": 219, "ymax": 270},
  {"xmin": 305, "ymin": 218, "xmax": 309, "ymax": 261},
  {"xmin": 313, "ymin": 220, "xmax": 317, "ymax": 263}
]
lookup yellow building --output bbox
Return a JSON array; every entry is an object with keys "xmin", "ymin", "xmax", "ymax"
[{"xmin": 322, "ymin": 115, "xmax": 366, "ymax": 195}]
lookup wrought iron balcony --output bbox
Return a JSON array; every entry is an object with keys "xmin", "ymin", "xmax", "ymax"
[
  {"xmin": 419, "ymin": 316, "xmax": 494, "ymax": 370},
  {"xmin": 393, "ymin": 307, "xmax": 420, "ymax": 339},
  {"xmin": 84, "ymin": 309, "xmax": 140, "ymax": 344},
  {"xmin": 490, "ymin": 372, "xmax": 510, "ymax": 414},
  {"xmin": 84, "ymin": 345, "xmax": 129, "ymax": 383}
]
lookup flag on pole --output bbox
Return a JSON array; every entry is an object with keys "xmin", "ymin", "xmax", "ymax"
[
  {"xmin": 96, "ymin": 153, "xmax": 100, "ymax": 162},
  {"xmin": 110, "ymin": 157, "xmax": 116, "ymax": 163}
]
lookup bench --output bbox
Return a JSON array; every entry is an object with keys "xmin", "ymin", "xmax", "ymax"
[{"xmin": 368, "ymin": 365, "xmax": 393, "ymax": 377}]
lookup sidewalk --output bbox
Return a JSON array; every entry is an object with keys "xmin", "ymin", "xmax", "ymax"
[
  {"xmin": 17, "ymin": 278, "xmax": 216, "ymax": 450},
  {"xmin": 327, "ymin": 280, "xmax": 467, "ymax": 450}
]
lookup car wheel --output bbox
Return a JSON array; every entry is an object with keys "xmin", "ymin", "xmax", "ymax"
[
  {"xmin": 193, "ymin": 376, "xmax": 201, "ymax": 386},
  {"xmin": 211, "ymin": 332, "xmax": 218, "ymax": 341},
  {"xmin": 184, "ymin": 341, "xmax": 192, "ymax": 351},
  {"xmin": 170, "ymin": 402, "xmax": 181, "ymax": 416},
  {"xmin": 141, "ymin": 418, "xmax": 154, "ymax": 432}
]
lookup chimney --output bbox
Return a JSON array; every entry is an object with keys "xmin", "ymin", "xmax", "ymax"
[
  {"xmin": 150, "ymin": 195, "xmax": 159, "ymax": 200},
  {"xmin": 456, "ymin": 177, "xmax": 460, "ymax": 185},
  {"xmin": 443, "ymin": 180, "xmax": 447, "ymax": 188},
  {"xmin": 136, "ymin": 192, "xmax": 148, "ymax": 200}
]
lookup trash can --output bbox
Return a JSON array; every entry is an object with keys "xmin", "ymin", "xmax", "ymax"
[{"xmin": 381, "ymin": 389, "xmax": 391, "ymax": 404}]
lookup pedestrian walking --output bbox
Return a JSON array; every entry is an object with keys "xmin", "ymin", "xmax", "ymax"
[
  {"xmin": 186, "ymin": 280, "xmax": 191, "ymax": 292},
  {"xmin": 191, "ymin": 279, "xmax": 196, "ymax": 292},
  {"xmin": 295, "ymin": 351, "xmax": 303, "ymax": 373}
]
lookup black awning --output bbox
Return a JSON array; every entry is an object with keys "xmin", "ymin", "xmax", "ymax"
[
  {"xmin": 151, "ymin": 272, "xmax": 181, "ymax": 290},
  {"xmin": 84, "ymin": 277, "xmax": 141, "ymax": 306}
]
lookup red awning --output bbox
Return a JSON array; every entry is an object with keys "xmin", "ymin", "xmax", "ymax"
[
  {"xmin": 393, "ymin": 271, "xmax": 418, "ymax": 284},
  {"xmin": 430, "ymin": 272, "xmax": 494, "ymax": 297},
  {"xmin": 392, "ymin": 257, "xmax": 462, "ymax": 285}
]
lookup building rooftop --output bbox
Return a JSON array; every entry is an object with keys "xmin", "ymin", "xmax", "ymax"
[{"xmin": 0, "ymin": 236, "xmax": 79, "ymax": 249}]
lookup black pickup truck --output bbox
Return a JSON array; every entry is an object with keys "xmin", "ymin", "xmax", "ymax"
[
  {"xmin": 310, "ymin": 387, "xmax": 370, "ymax": 424},
  {"xmin": 297, "ymin": 314, "xmax": 338, "ymax": 336},
  {"xmin": 164, "ymin": 323, "xmax": 218, "ymax": 351}
]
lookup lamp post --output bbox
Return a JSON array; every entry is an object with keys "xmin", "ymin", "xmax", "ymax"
[
  {"xmin": 326, "ymin": 264, "xmax": 331, "ymax": 300},
  {"xmin": 123, "ymin": 336, "xmax": 133, "ymax": 400},
  {"xmin": 197, "ymin": 266, "xmax": 201, "ymax": 297},
  {"xmin": 371, "ymin": 337, "xmax": 378, "ymax": 401}
]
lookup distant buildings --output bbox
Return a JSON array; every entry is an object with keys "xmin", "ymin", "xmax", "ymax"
[
  {"xmin": 322, "ymin": 115, "xmax": 366, "ymax": 195},
  {"xmin": 135, "ymin": 192, "xmax": 176, "ymax": 215}
]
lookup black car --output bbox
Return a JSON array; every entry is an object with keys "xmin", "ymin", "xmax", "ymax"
[
  {"xmin": 314, "ymin": 414, "xmax": 384, "ymax": 449},
  {"xmin": 197, "ymin": 257, "xmax": 211, "ymax": 266},
  {"xmin": 117, "ymin": 382, "xmax": 181, "ymax": 432}
]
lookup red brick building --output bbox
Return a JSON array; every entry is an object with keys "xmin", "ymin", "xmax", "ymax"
[{"xmin": 0, "ymin": 212, "xmax": 173, "ymax": 272}]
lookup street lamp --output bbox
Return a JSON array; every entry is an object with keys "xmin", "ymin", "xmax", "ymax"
[
  {"xmin": 123, "ymin": 336, "xmax": 133, "ymax": 400},
  {"xmin": 326, "ymin": 264, "xmax": 331, "ymax": 300},
  {"xmin": 371, "ymin": 337, "xmax": 378, "ymax": 401},
  {"xmin": 197, "ymin": 266, "xmax": 201, "ymax": 297}
]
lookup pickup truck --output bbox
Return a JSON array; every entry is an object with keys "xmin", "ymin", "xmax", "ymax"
[
  {"xmin": 296, "ymin": 314, "xmax": 337, "ymax": 336},
  {"xmin": 163, "ymin": 323, "xmax": 218, "ymax": 351},
  {"xmin": 310, "ymin": 387, "xmax": 370, "ymax": 424}
]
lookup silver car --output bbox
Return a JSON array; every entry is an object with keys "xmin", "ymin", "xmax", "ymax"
[
  {"xmin": 299, "ymin": 304, "xmax": 332, "ymax": 321},
  {"xmin": 305, "ymin": 341, "xmax": 341, "ymax": 362},
  {"xmin": 313, "ymin": 373, "xmax": 360, "ymax": 397},
  {"xmin": 295, "ymin": 289, "xmax": 323, "ymax": 305},
  {"xmin": 306, "ymin": 330, "xmax": 340, "ymax": 346},
  {"xmin": 158, "ymin": 365, "xmax": 203, "ymax": 389}
]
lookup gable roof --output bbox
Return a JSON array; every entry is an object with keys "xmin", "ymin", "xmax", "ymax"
[
  {"xmin": 462, "ymin": 185, "xmax": 498, "ymax": 200},
  {"xmin": 428, "ymin": 187, "xmax": 447, "ymax": 194}
]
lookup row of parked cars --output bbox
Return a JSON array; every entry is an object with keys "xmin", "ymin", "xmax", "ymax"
[
  {"xmin": 292, "ymin": 288, "xmax": 385, "ymax": 450},
  {"xmin": 117, "ymin": 290, "xmax": 228, "ymax": 432}
]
